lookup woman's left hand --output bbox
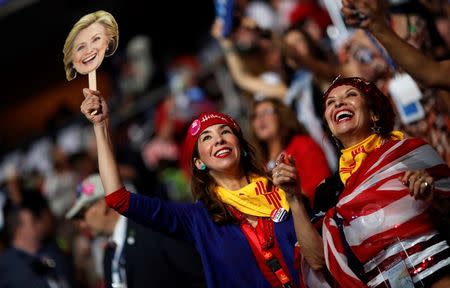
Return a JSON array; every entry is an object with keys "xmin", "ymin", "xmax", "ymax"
[
  {"xmin": 272, "ymin": 153, "xmax": 301, "ymax": 202},
  {"xmin": 401, "ymin": 170, "xmax": 435, "ymax": 202}
]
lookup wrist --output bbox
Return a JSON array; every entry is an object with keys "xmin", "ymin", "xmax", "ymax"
[{"xmin": 368, "ymin": 17, "xmax": 389, "ymax": 34}]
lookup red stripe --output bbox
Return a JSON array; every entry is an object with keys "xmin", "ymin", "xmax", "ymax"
[
  {"xmin": 324, "ymin": 138, "xmax": 448, "ymax": 287},
  {"xmin": 352, "ymin": 213, "xmax": 434, "ymax": 262}
]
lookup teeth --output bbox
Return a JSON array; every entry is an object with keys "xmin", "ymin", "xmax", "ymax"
[
  {"xmin": 335, "ymin": 110, "xmax": 353, "ymax": 121},
  {"xmin": 215, "ymin": 148, "xmax": 231, "ymax": 156},
  {"xmin": 82, "ymin": 54, "xmax": 96, "ymax": 63}
]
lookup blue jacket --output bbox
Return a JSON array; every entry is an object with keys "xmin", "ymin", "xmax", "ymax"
[{"xmin": 123, "ymin": 192, "xmax": 300, "ymax": 287}]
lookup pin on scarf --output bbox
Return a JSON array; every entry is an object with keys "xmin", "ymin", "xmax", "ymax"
[{"xmin": 270, "ymin": 208, "xmax": 288, "ymax": 223}]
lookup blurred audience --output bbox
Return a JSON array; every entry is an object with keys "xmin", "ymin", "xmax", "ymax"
[
  {"xmin": 65, "ymin": 174, "xmax": 205, "ymax": 288},
  {"xmin": 250, "ymin": 98, "xmax": 331, "ymax": 202}
]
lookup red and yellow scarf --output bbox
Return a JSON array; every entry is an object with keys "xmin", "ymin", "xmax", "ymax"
[
  {"xmin": 215, "ymin": 176, "xmax": 290, "ymax": 217},
  {"xmin": 339, "ymin": 131, "xmax": 404, "ymax": 185}
]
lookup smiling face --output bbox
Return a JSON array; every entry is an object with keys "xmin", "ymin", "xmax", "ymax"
[
  {"xmin": 72, "ymin": 22, "xmax": 109, "ymax": 75},
  {"xmin": 252, "ymin": 101, "xmax": 278, "ymax": 141},
  {"xmin": 195, "ymin": 124, "xmax": 242, "ymax": 176},
  {"xmin": 324, "ymin": 85, "xmax": 375, "ymax": 148}
]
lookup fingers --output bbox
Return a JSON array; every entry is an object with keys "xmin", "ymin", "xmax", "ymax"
[
  {"xmin": 82, "ymin": 88, "xmax": 100, "ymax": 98},
  {"xmin": 272, "ymin": 153, "xmax": 298, "ymax": 185},
  {"xmin": 80, "ymin": 89, "xmax": 104, "ymax": 117},
  {"xmin": 401, "ymin": 170, "xmax": 434, "ymax": 201}
]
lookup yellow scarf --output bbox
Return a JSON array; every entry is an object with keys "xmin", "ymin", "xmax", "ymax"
[
  {"xmin": 339, "ymin": 131, "xmax": 404, "ymax": 185},
  {"xmin": 215, "ymin": 176, "xmax": 290, "ymax": 217}
]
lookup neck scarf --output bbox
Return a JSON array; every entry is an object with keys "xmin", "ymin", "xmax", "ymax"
[
  {"xmin": 339, "ymin": 131, "xmax": 404, "ymax": 185},
  {"xmin": 215, "ymin": 176, "xmax": 290, "ymax": 217}
]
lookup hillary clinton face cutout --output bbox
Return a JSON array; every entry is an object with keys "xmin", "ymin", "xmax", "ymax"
[
  {"xmin": 63, "ymin": 10, "xmax": 119, "ymax": 81},
  {"xmin": 71, "ymin": 22, "xmax": 110, "ymax": 75}
]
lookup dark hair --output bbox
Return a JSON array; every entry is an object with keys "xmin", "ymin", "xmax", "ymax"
[
  {"xmin": 323, "ymin": 77, "xmax": 396, "ymax": 144},
  {"xmin": 250, "ymin": 98, "xmax": 308, "ymax": 162},
  {"xmin": 190, "ymin": 127, "xmax": 266, "ymax": 224},
  {"xmin": 284, "ymin": 22, "xmax": 328, "ymax": 61}
]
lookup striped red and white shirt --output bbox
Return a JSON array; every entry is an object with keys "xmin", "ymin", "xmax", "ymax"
[{"xmin": 323, "ymin": 138, "xmax": 450, "ymax": 287}]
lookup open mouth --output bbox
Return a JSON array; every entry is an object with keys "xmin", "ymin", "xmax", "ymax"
[
  {"xmin": 335, "ymin": 110, "xmax": 354, "ymax": 123},
  {"xmin": 214, "ymin": 148, "xmax": 232, "ymax": 158},
  {"xmin": 82, "ymin": 53, "xmax": 97, "ymax": 64}
]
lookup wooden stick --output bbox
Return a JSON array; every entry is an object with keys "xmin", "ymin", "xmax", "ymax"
[{"xmin": 88, "ymin": 70, "xmax": 98, "ymax": 115}]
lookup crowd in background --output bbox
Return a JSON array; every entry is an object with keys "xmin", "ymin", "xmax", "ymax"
[{"xmin": 0, "ymin": 0, "xmax": 449, "ymax": 287}]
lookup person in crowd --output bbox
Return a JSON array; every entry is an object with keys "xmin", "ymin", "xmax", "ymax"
[
  {"xmin": 79, "ymin": 86, "xmax": 326, "ymax": 287},
  {"xmin": 66, "ymin": 173, "xmax": 205, "ymax": 288},
  {"xmin": 211, "ymin": 17, "xmax": 289, "ymax": 100},
  {"xmin": 279, "ymin": 76, "xmax": 450, "ymax": 287},
  {"xmin": 341, "ymin": 0, "xmax": 450, "ymax": 90},
  {"xmin": 0, "ymin": 204, "xmax": 71, "ymax": 288},
  {"xmin": 250, "ymin": 98, "xmax": 330, "ymax": 203}
]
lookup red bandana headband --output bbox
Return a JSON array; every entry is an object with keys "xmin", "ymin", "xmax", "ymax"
[{"xmin": 183, "ymin": 112, "xmax": 241, "ymax": 169}]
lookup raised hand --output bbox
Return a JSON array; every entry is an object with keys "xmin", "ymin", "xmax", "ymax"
[
  {"xmin": 80, "ymin": 88, "xmax": 109, "ymax": 126},
  {"xmin": 272, "ymin": 153, "xmax": 302, "ymax": 202},
  {"xmin": 341, "ymin": 0, "xmax": 389, "ymax": 32}
]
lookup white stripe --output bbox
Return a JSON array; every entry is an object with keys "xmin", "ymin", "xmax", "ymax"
[
  {"xmin": 338, "ymin": 144, "xmax": 443, "ymax": 208},
  {"xmin": 363, "ymin": 232, "xmax": 438, "ymax": 272},
  {"xmin": 435, "ymin": 177, "xmax": 450, "ymax": 193},
  {"xmin": 323, "ymin": 222, "xmax": 361, "ymax": 281},
  {"xmin": 323, "ymin": 224, "xmax": 330, "ymax": 269},
  {"xmin": 366, "ymin": 140, "xmax": 405, "ymax": 175},
  {"xmin": 406, "ymin": 241, "xmax": 449, "ymax": 268},
  {"xmin": 412, "ymin": 258, "xmax": 450, "ymax": 283},
  {"xmin": 377, "ymin": 178, "xmax": 406, "ymax": 191},
  {"xmin": 344, "ymin": 195, "xmax": 429, "ymax": 246},
  {"xmin": 367, "ymin": 141, "xmax": 443, "ymax": 176},
  {"xmin": 365, "ymin": 241, "xmax": 449, "ymax": 287},
  {"xmin": 366, "ymin": 270, "xmax": 389, "ymax": 287}
]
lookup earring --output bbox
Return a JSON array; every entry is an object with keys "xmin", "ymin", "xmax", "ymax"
[
  {"xmin": 199, "ymin": 163, "xmax": 206, "ymax": 171},
  {"xmin": 242, "ymin": 150, "xmax": 248, "ymax": 157},
  {"xmin": 371, "ymin": 121, "xmax": 381, "ymax": 134}
]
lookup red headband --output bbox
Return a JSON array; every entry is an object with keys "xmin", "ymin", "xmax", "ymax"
[{"xmin": 183, "ymin": 112, "xmax": 241, "ymax": 169}]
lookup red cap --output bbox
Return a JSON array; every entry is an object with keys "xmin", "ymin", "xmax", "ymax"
[{"xmin": 182, "ymin": 112, "xmax": 241, "ymax": 171}]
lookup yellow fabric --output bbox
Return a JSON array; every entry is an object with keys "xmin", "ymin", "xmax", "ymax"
[
  {"xmin": 215, "ymin": 176, "xmax": 290, "ymax": 217},
  {"xmin": 339, "ymin": 131, "xmax": 404, "ymax": 185}
]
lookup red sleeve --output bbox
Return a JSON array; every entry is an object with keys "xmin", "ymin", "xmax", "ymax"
[
  {"xmin": 105, "ymin": 187, "xmax": 130, "ymax": 214},
  {"xmin": 285, "ymin": 136, "xmax": 331, "ymax": 203}
]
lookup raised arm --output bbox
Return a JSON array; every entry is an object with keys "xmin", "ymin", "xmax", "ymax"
[
  {"xmin": 80, "ymin": 88, "xmax": 123, "ymax": 195},
  {"xmin": 272, "ymin": 153, "xmax": 325, "ymax": 270},
  {"xmin": 342, "ymin": 0, "xmax": 450, "ymax": 90},
  {"xmin": 211, "ymin": 19, "xmax": 288, "ymax": 99}
]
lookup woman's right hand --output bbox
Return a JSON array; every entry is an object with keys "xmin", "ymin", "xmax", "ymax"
[
  {"xmin": 341, "ymin": 0, "xmax": 388, "ymax": 33},
  {"xmin": 272, "ymin": 153, "xmax": 302, "ymax": 203},
  {"xmin": 80, "ymin": 88, "xmax": 109, "ymax": 126}
]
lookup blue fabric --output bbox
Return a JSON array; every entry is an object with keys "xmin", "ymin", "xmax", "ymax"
[{"xmin": 125, "ymin": 193, "xmax": 300, "ymax": 288}]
